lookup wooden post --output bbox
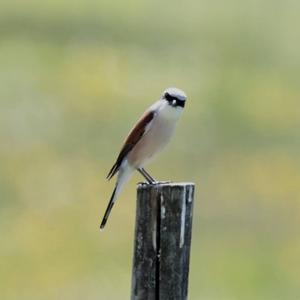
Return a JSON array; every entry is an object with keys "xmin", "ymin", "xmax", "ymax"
[{"xmin": 131, "ymin": 182, "xmax": 195, "ymax": 300}]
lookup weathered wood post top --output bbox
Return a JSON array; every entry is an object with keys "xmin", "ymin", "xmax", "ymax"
[{"xmin": 131, "ymin": 182, "xmax": 195, "ymax": 300}]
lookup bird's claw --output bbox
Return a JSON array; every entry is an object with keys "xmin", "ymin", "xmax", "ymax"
[{"xmin": 138, "ymin": 180, "xmax": 172, "ymax": 185}]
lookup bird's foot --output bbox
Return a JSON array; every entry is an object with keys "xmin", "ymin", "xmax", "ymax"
[
  {"xmin": 152, "ymin": 180, "xmax": 172, "ymax": 185},
  {"xmin": 138, "ymin": 180, "xmax": 172, "ymax": 185}
]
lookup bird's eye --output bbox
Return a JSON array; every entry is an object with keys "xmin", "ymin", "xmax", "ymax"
[{"xmin": 165, "ymin": 93, "xmax": 173, "ymax": 102}]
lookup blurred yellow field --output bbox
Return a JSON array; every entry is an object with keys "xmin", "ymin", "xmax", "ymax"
[{"xmin": 0, "ymin": 1, "xmax": 300, "ymax": 299}]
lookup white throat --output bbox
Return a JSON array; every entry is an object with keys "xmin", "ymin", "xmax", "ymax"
[{"xmin": 157, "ymin": 100, "xmax": 183, "ymax": 121}]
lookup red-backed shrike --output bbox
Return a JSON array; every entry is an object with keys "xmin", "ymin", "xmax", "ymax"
[{"xmin": 100, "ymin": 87, "xmax": 187, "ymax": 229}]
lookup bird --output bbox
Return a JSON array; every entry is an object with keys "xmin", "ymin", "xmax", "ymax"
[{"xmin": 100, "ymin": 87, "xmax": 187, "ymax": 229}]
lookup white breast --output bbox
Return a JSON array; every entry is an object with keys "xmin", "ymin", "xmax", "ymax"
[{"xmin": 127, "ymin": 101, "xmax": 183, "ymax": 168}]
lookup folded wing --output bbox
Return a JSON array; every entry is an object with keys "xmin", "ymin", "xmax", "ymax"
[{"xmin": 106, "ymin": 110, "xmax": 155, "ymax": 180}]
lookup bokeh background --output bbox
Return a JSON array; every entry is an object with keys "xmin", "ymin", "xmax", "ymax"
[{"xmin": 1, "ymin": 1, "xmax": 300, "ymax": 299}]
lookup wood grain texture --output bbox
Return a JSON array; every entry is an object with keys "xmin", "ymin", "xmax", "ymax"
[{"xmin": 131, "ymin": 182, "xmax": 195, "ymax": 300}]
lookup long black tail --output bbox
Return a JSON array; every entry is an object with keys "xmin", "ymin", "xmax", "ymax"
[{"xmin": 100, "ymin": 186, "xmax": 117, "ymax": 230}]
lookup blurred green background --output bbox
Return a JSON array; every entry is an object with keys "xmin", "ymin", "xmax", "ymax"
[{"xmin": 1, "ymin": 0, "xmax": 300, "ymax": 299}]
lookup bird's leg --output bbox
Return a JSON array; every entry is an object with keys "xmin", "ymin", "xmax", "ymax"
[
  {"xmin": 142, "ymin": 168, "xmax": 157, "ymax": 183},
  {"xmin": 138, "ymin": 168, "xmax": 157, "ymax": 184}
]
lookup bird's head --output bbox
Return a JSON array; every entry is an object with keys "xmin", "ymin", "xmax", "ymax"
[{"xmin": 161, "ymin": 87, "xmax": 187, "ymax": 108}]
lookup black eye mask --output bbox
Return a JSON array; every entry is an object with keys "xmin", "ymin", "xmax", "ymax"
[{"xmin": 164, "ymin": 93, "xmax": 185, "ymax": 108}]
